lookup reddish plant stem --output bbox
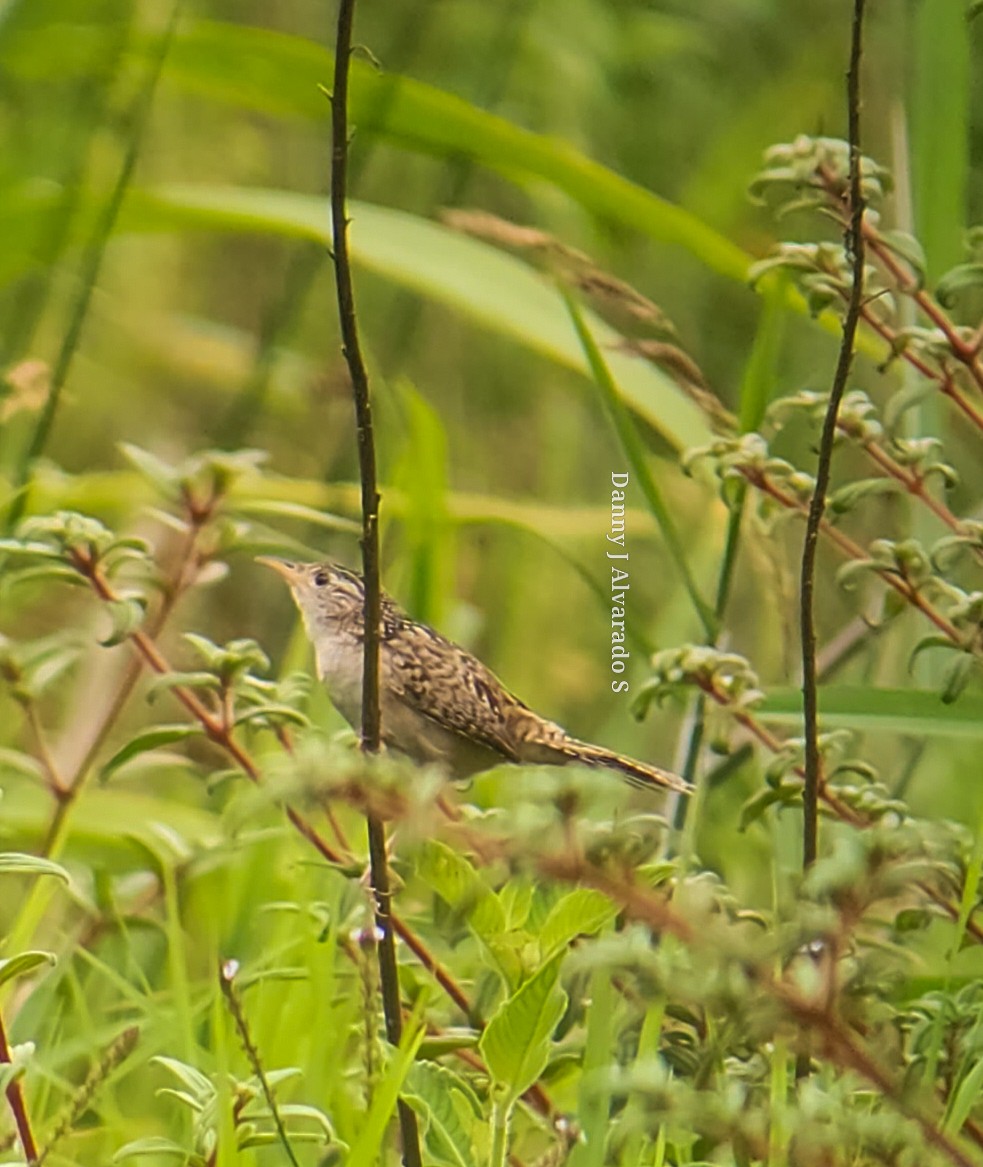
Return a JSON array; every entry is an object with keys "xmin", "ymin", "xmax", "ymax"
[
  {"xmin": 863, "ymin": 231, "xmax": 983, "ymax": 395},
  {"xmin": 0, "ymin": 1009, "xmax": 37, "ymax": 1164},
  {"xmin": 40, "ymin": 507, "xmax": 211, "ymax": 857},
  {"xmin": 816, "ymin": 160, "xmax": 983, "ymax": 422},
  {"xmin": 856, "ymin": 302, "xmax": 983, "ymax": 432},
  {"xmin": 859, "ymin": 441, "xmax": 968, "ymax": 536}
]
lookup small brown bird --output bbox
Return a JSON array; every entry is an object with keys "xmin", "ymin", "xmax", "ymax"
[{"xmin": 258, "ymin": 558, "xmax": 689, "ymax": 795}]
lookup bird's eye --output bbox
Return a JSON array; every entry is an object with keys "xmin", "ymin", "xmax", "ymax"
[{"xmin": 313, "ymin": 570, "xmax": 330, "ymax": 587}]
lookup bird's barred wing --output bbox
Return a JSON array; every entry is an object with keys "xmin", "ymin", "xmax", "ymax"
[{"xmin": 383, "ymin": 621, "xmax": 522, "ymax": 761}]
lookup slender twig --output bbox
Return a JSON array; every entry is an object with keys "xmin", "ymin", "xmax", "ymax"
[
  {"xmin": 3, "ymin": 0, "xmax": 182, "ymax": 534},
  {"xmin": 21, "ymin": 701, "xmax": 66, "ymax": 797},
  {"xmin": 746, "ymin": 470, "xmax": 967, "ymax": 647},
  {"xmin": 218, "ymin": 961, "xmax": 302, "ymax": 1167},
  {"xmin": 814, "ymin": 160, "xmax": 983, "ymax": 434},
  {"xmin": 0, "ymin": 1008, "xmax": 38, "ymax": 1164},
  {"xmin": 799, "ymin": 0, "xmax": 866, "ymax": 873},
  {"xmin": 330, "ymin": 6, "xmax": 419, "ymax": 1163}
]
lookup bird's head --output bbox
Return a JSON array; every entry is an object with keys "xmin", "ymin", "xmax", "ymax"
[{"xmin": 257, "ymin": 558, "xmax": 366, "ymax": 631}]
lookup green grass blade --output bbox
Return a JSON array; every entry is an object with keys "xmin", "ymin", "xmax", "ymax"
[
  {"xmin": 564, "ymin": 289, "xmax": 716, "ymax": 638},
  {"xmin": 163, "ymin": 19, "xmax": 750, "ymax": 283},
  {"xmin": 759, "ymin": 686, "xmax": 983, "ymax": 738}
]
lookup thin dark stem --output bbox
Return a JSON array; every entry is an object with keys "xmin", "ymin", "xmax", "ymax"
[
  {"xmin": 329, "ymin": 5, "xmax": 421, "ymax": 1167},
  {"xmin": 673, "ymin": 495, "xmax": 746, "ymax": 835},
  {"xmin": 0, "ymin": 1008, "xmax": 38, "ymax": 1164},
  {"xmin": 330, "ymin": 1, "xmax": 381, "ymax": 754},
  {"xmin": 800, "ymin": 0, "xmax": 866, "ymax": 875}
]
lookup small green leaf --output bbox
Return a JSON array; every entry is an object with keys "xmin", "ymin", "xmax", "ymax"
[
  {"xmin": 0, "ymin": 853, "xmax": 70, "ymax": 882},
  {"xmin": 909, "ymin": 637, "xmax": 964, "ymax": 670},
  {"xmin": 114, "ymin": 1137, "xmax": 190, "ymax": 1161},
  {"xmin": 101, "ymin": 725, "xmax": 202, "ymax": 779},
  {"xmin": 479, "ymin": 952, "xmax": 568, "ymax": 1103},
  {"xmin": 118, "ymin": 443, "xmax": 180, "ymax": 493},
  {"xmin": 184, "ymin": 633, "xmax": 270, "ymax": 679},
  {"xmin": 100, "ymin": 597, "xmax": 148, "ymax": 647},
  {"xmin": 878, "ymin": 230, "xmax": 927, "ymax": 288},
  {"xmin": 0, "ymin": 951, "xmax": 56, "ymax": 987},
  {"xmin": 146, "ymin": 671, "xmax": 222, "ymax": 701},
  {"xmin": 153, "ymin": 1056, "xmax": 215, "ymax": 1102},
  {"xmin": 739, "ymin": 786, "xmax": 791, "ymax": 831},
  {"xmin": 936, "ymin": 262, "xmax": 983, "ymax": 307},
  {"xmin": 416, "ymin": 839, "xmax": 506, "ymax": 943},
  {"xmin": 828, "ymin": 477, "xmax": 904, "ymax": 514},
  {"xmin": 233, "ymin": 704, "xmax": 310, "ymax": 729},
  {"xmin": 941, "ymin": 654, "xmax": 975, "ymax": 705}
]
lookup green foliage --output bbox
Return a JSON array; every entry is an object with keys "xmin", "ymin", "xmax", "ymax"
[{"xmin": 4, "ymin": 5, "xmax": 983, "ymax": 1167}]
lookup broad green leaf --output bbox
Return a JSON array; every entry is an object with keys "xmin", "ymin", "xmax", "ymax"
[
  {"xmin": 163, "ymin": 20, "xmax": 750, "ymax": 282},
  {"xmin": 29, "ymin": 465, "xmax": 672, "ymax": 544},
  {"xmin": 403, "ymin": 1061, "xmax": 482, "ymax": 1167},
  {"xmin": 392, "ymin": 380, "xmax": 454, "ymax": 627},
  {"xmin": 117, "ymin": 186, "xmax": 709, "ymax": 451},
  {"xmin": 911, "ymin": 0, "xmax": 970, "ymax": 282},
  {"xmin": 759, "ymin": 686, "xmax": 983, "ymax": 739},
  {"xmin": 232, "ymin": 498, "xmax": 360, "ymax": 533},
  {"xmin": 538, "ymin": 889, "xmax": 617, "ymax": 961},
  {"xmin": 944, "ymin": 1057, "xmax": 983, "ymax": 1136},
  {"xmin": 479, "ymin": 952, "xmax": 568, "ymax": 1104},
  {"xmin": 100, "ymin": 724, "xmax": 203, "ymax": 779},
  {"xmin": 415, "ymin": 840, "xmax": 506, "ymax": 943}
]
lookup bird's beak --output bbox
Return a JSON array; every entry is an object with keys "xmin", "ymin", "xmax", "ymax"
[{"xmin": 256, "ymin": 556, "xmax": 304, "ymax": 584}]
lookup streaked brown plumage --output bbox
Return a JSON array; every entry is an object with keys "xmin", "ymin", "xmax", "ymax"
[{"xmin": 259, "ymin": 558, "xmax": 689, "ymax": 796}]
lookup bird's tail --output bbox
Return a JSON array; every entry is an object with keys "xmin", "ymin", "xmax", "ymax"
[{"xmin": 552, "ymin": 739, "xmax": 691, "ymax": 795}]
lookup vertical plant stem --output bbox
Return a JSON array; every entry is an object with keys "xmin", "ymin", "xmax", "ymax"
[
  {"xmin": 489, "ymin": 1096, "xmax": 512, "ymax": 1167},
  {"xmin": 218, "ymin": 961, "xmax": 301, "ymax": 1167},
  {"xmin": 799, "ymin": 0, "xmax": 866, "ymax": 872},
  {"xmin": 4, "ymin": 0, "xmax": 181, "ymax": 534},
  {"xmin": 329, "ymin": 4, "xmax": 421, "ymax": 1167}
]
